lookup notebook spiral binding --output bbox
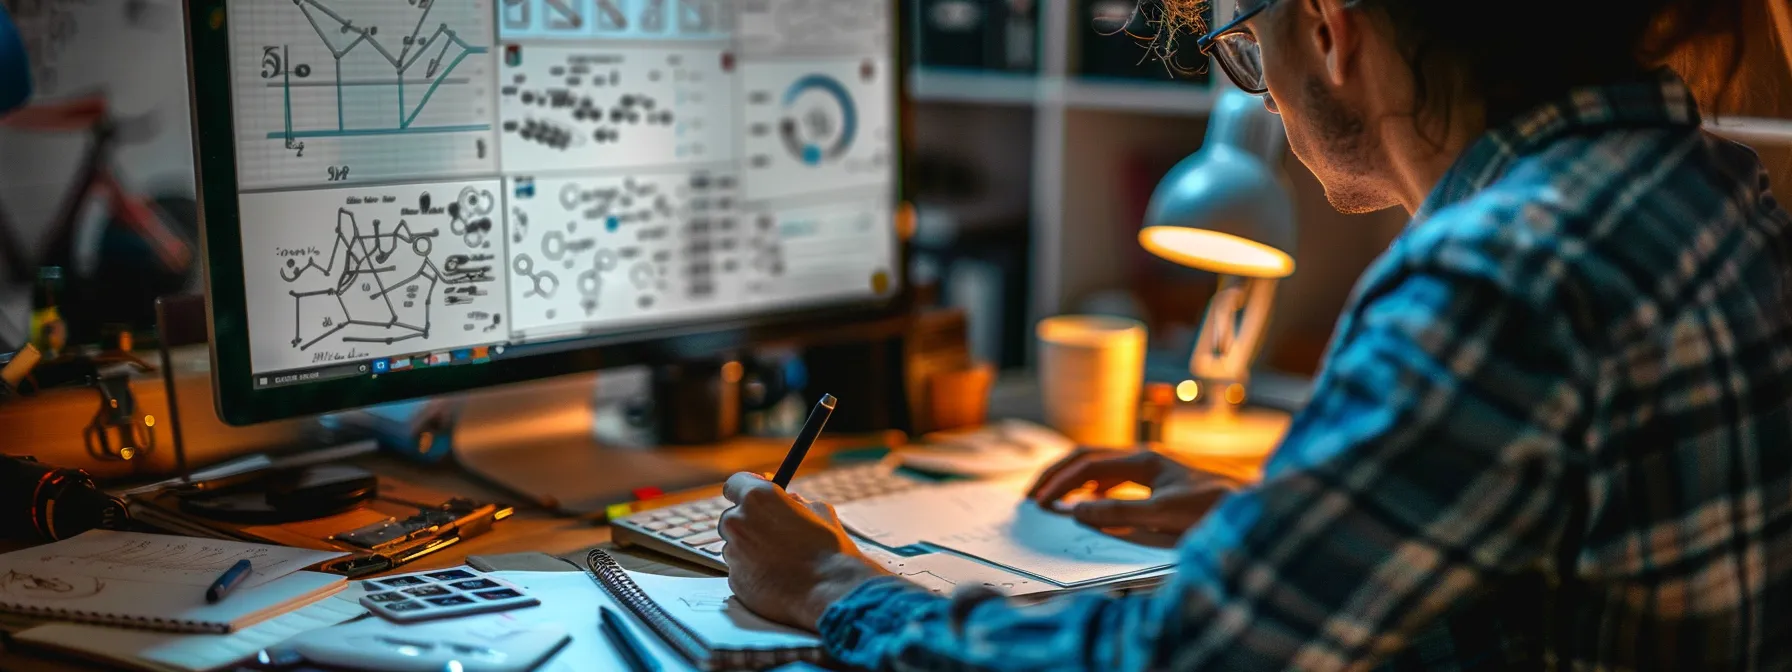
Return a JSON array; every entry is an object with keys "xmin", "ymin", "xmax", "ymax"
[
  {"xmin": 0, "ymin": 602, "xmax": 227, "ymax": 634},
  {"xmin": 581, "ymin": 548, "xmax": 827, "ymax": 671}
]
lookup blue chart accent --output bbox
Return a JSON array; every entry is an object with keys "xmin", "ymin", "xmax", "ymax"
[
  {"xmin": 606, "ymin": 216, "xmax": 621, "ymax": 232},
  {"xmin": 779, "ymin": 74, "xmax": 857, "ymax": 165},
  {"xmin": 271, "ymin": 0, "xmax": 492, "ymax": 144}
]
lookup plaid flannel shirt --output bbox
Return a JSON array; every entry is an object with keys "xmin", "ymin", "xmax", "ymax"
[{"xmin": 817, "ymin": 70, "xmax": 1792, "ymax": 671}]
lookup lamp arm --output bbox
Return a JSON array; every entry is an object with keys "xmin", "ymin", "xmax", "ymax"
[{"xmin": 1190, "ymin": 276, "xmax": 1278, "ymax": 385}]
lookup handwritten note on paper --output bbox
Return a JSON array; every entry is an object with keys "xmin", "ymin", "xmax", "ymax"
[
  {"xmin": 837, "ymin": 482, "xmax": 1178, "ymax": 587},
  {"xmin": 623, "ymin": 571, "xmax": 822, "ymax": 651},
  {"xmin": 4, "ymin": 530, "xmax": 346, "ymax": 591}
]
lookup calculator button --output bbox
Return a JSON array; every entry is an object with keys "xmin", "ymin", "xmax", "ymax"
[
  {"xmin": 425, "ymin": 570, "xmax": 475, "ymax": 581},
  {"xmin": 476, "ymin": 588, "xmax": 524, "ymax": 600},
  {"xmin": 427, "ymin": 595, "xmax": 475, "ymax": 607},
  {"xmin": 451, "ymin": 579, "xmax": 500, "ymax": 591},
  {"xmin": 643, "ymin": 521, "xmax": 670, "ymax": 531},
  {"xmin": 367, "ymin": 591, "xmax": 408, "ymax": 603},
  {"xmin": 700, "ymin": 541, "xmax": 726, "ymax": 555},
  {"xmin": 378, "ymin": 576, "xmax": 427, "ymax": 588},
  {"xmin": 404, "ymin": 585, "xmax": 450, "ymax": 597},
  {"xmin": 660, "ymin": 526, "xmax": 694, "ymax": 539},
  {"xmin": 385, "ymin": 600, "xmax": 426, "ymax": 612},
  {"xmin": 682, "ymin": 532, "xmax": 722, "ymax": 547}
]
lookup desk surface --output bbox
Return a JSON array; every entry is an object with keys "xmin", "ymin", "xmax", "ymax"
[{"xmin": 0, "ymin": 373, "xmax": 1291, "ymax": 670}]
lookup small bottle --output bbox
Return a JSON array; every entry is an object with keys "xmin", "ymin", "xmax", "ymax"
[
  {"xmin": 30, "ymin": 266, "xmax": 67, "ymax": 359},
  {"xmin": 1138, "ymin": 382, "xmax": 1175, "ymax": 449}
]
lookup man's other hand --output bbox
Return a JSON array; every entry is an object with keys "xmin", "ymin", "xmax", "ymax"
[
  {"xmin": 718, "ymin": 472, "xmax": 891, "ymax": 630},
  {"xmin": 1027, "ymin": 449, "xmax": 1239, "ymax": 536}
]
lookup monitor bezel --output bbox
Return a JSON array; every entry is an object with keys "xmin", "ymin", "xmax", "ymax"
[{"xmin": 183, "ymin": 0, "xmax": 913, "ymax": 426}]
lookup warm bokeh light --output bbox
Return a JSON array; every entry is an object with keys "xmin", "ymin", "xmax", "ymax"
[
  {"xmin": 1176, "ymin": 379, "xmax": 1200, "ymax": 402},
  {"xmin": 143, "ymin": 415, "xmax": 156, "ymax": 428},
  {"xmin": 1225, "ymin": 384, "xmax": 1246, "ymax": 405},
  {"xmin": 1139, "ymin": 226, "xmax": 1295, "ymax": 278}
]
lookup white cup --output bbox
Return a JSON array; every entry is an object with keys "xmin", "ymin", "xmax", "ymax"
[{"xmin": 1036, "ymin": 315, "xmax": 1146, "ymax": 448}]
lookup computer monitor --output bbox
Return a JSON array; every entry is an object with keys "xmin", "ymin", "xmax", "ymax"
[{"xmin": 184, "ymin": 0, "xmax": 906, "ymax": 425}]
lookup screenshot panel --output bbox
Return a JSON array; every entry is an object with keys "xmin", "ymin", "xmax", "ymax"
[{"xmin": 223, "ymin": 0, "xmax": 899, "ymax": 386}]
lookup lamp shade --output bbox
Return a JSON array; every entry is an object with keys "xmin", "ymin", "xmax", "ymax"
[{"xmin": 1141, "ymin": 89, "xmax": 1295, "ymax": 279}]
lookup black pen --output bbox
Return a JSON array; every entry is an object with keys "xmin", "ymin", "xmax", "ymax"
[
  {"xmin": 600, "ymin": 606, "xmax": 660, "ymax": 672},
  {"xmin": 771, "ymin": 394, "xmax": 837, "ymax": 488},
  {"xmin": 206, "ymin": 559, "xmax": 253, "ymax": 603}
]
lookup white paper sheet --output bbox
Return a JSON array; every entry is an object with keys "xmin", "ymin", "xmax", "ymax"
[
  {"xmin": 837, "ymin": 482, "xmax": 1178, "ymax": 587},
  {"xmin": 1, "ymin": 529, "xmax": 347, "ymax": 591},
  {"xmin": 13, "ymin": 596, "xmax": 366, "ymax": 672},
  {"xmin": 622, "ymin": 571, "xmax": 822, "ymax": 651}
]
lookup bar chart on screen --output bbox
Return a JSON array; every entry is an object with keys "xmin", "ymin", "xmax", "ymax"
[{"xmin": 227, "ymin": 0, "xmax": 500, "ymax": 189}]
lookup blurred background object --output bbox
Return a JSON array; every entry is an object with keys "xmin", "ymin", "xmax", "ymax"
[{"xmin": 0, "ymin": 0, "xmax": 198, "ymax": 350}]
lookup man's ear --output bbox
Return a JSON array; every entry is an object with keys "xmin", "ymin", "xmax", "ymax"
[{"xmin": 1309, "ymin": 0, "xmax": 1361, "ymax": 87}]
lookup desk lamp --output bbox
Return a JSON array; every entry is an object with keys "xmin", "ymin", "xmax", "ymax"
[{"xmin": 1141, "ymin": 88, "xmax": 1294, "ymax": 458}]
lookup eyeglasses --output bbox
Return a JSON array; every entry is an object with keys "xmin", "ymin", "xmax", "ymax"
[{"xmin": 1195, "ymin": 1, "xmax": 1274, "ymax": 94}]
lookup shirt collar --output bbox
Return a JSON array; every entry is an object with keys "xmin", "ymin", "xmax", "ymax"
[{"xmin": 1414, "ymin": 69, "xmax": 1703, "ymax": 219}]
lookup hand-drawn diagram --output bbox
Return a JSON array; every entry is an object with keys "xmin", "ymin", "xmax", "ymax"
[
  {"xmin": 507, "ymin": 170, "xmax": 762, "ymax": 337},
  {"xmin": 676, "ymin": 594, "xmax": 731, "ymax": 611},
  {"xmin": 498, "ymin": 44, "xmax": 736, "ymax": 173},
  {"xmin": 241, "ymin": 181, "xmax": 510, "ymax": 374},
  {"xmin": 227, "ymin": 0, "xmax": 497, "ymax": 188},
  {"xmin": 0, "ymin": 570, "xmax": 105, "ymax": 601}
]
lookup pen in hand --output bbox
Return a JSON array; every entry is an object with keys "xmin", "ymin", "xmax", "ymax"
[
  {"xmin": 206, "ymin": 559, "xmax": 253, "ymax": 603},
  {"xmin": 771, "ymin": 394, "xmax": 837, "ymax": 489},
  {"xmin": 600, "ymin": 606, "xmax": 660, "ymax": 672}
]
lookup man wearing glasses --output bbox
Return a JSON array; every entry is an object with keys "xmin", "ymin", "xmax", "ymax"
[{"xmin": 715, "ymin": 0, "xmax": 1792, "ymax": 669}]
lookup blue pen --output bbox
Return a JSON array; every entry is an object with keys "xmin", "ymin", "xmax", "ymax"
[
  {"xmin": 206, "ymin": 559, "xmax": 254, "ymax": 603},
  {"xmin": 600, "ymin": 606, "xmax": 660, "ymax": 672}
]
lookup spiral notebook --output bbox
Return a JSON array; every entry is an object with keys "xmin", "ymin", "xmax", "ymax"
[
  {"xmin": 582, "ymin": 549, "xmax": 825, "ymax": 671},
  {"xmin": 0, "ymin": 530, "xmax": 348, "ymax": 634}
]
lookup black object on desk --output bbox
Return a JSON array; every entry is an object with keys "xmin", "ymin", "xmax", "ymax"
[
  {"xmin": 601, "ymin": 605, "xmax": 661, "ymax": 672},
  {"xmin": 205, "ymin": 558, "xmax": 253, "ymax": 603},
  {"xmin": 771, "ymin": 394, "xmax": 838, "ymax": 488}
]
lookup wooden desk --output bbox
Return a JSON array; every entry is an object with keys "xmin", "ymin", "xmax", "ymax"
[{"xmin": 0, "ymin": 372, "xmax": 1294, "ymax": 670}]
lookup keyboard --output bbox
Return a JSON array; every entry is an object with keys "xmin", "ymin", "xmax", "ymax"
[{"xmin": 611, "ymin": 462, "xmax": 926, "ymax": 571}]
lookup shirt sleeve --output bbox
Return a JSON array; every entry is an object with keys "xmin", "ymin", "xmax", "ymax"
[{"xmin": 817, "ymin": 246, "xmax": 1592, "ymax": 671}]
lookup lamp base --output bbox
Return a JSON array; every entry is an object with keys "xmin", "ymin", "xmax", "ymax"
[{"xmin": 1159, "ymin": 405, "xmax": 1290, "ymax": 483}]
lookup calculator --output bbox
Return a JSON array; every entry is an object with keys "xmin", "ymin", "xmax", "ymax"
[{"xmin": 359, "ymin": 567, "xmax": 539, "ymax": 623}]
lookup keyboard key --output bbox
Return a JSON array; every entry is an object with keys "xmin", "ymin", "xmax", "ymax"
[
  {"xmin": 643, "ymin": 521, "xmax": 670, "ymax": 531},
  {"xmin": 681, "ymin": 532, "xmax": 722, "ymax": 547},
  {"xmin": 664, "ymin": 516, "xmax": 692, "ymax": 526},
  {"xmin": 689, "ymin": 521, "xmax": 715, "ymax": 532},
  {"xmin": 661, "ymin": 526, "xmax": 694, "ymax": 539},
  {"xmin": 701, "ymin": 541, "xmax": 726, "ymax": 555}
]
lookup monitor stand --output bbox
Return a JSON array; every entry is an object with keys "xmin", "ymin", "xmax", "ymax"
[{"xmin": 449, "ymin": 366, "xmax": 895, "ymax": 517}]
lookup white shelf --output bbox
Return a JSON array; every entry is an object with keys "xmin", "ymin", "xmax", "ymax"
[
  {"xmin": 907, "ymin": 69, "xmax": 1218, "ymax": 116},
  {"xmin": 1706, "ymin": 117, "xmax": 1792, "ymax": 147},
  {"xmin": 907, "ymin": 69, "xmax": 1043, "ymax": 106},
  {"xmin": 1060, "ymin": 78, "xmax": 1217, "ymax": 116}
]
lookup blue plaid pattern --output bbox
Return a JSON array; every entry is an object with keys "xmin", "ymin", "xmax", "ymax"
[{"xmin": 818, "ymin": 70, "xmax": 1792, "ymax": 670}]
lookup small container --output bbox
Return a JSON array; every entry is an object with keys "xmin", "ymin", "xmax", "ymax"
[{"xmin": 30, "ymin": 266, "xmax": 67, "ymax": 358}]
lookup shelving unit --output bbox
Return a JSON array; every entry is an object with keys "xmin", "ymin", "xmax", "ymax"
[{"xmin": 902, "ymin": 0, "xmax": 1792, "ymax": 370}]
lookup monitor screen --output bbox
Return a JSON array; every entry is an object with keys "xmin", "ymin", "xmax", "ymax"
[{"xmin": 213, "ymin": 0, "xmax": 900, "ymax": 392}]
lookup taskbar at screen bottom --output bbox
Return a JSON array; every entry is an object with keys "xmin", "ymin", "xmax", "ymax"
[{"xmin": 252, "ymin": 344, "xmax": 506, "ymax": 390}]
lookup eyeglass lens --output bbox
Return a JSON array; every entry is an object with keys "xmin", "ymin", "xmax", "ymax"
[{"xmin": 1211, "ymin": 32, "xmax": 1265, "ymax": 93}]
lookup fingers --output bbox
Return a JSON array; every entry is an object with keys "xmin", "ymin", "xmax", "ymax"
[
  {"xmin": 806, "ymin": 499, "xmax": 840, "ymax": 525},
  {"xmin": 1026, "ymin": 448, "xmax": 1102, "ymax": 498},
  {"xmin": 723, "ymin": 472, "xmax": 774, "ymax": 505},
  {"xmin": 1030, "ymin": 451, "xmax": 1160, "ymax": 507},
  {"xmin": 1069, "ymin": 498, "xmax": 1162, "ymax": 530}
]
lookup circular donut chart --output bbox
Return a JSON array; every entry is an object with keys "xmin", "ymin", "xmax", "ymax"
[{"xmin": 778, "ymin": 74, "xmax": 857, "ymax": 166}]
